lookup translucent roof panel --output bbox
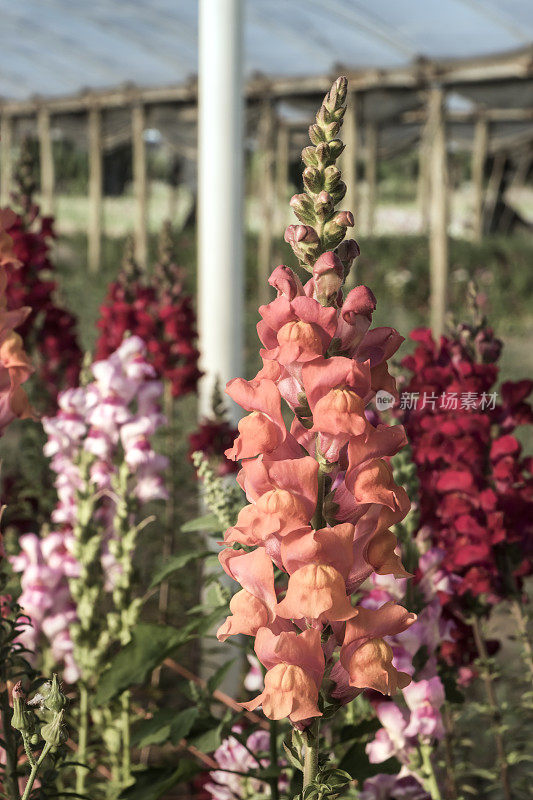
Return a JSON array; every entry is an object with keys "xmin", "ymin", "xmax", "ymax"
[{"xmin": 0, "ymin": 0, "xmax": 531, "ymax": 99}]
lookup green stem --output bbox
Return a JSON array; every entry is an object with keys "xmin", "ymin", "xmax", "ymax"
[
  {"xmin": 311, "ymin": 462, "xmax": 326, "ymax": 530},
  {"xmin": 1, "ymin": 687, "xmax": 22, "ymax": 800},
  {"xmin": 121, "ymin": 690, "xmax": 131, "ymax": 786},
  {"xmin": 76, "ymin": 683, "xmax": 89, "ymax": 794},
  {"xmin": 21, "ymin": 742, "xmax": 52, "ymax": 800},
  {"xmin": 511, "ymin": 600, "xmax": 533, "ymax": 686},
  {"xmin": 268, "ymin": 719, "xmax": 279, "ymax": 800},
  {"xmin": 471, "ymin": 616, "xmax": 512, "ymax": 800},
  {"xmin": 302, "ymin": 720, "xmax": 320, "ymax": 790},
  {"xmin": 420, "ymin": 741, "xmax": 442, "ymax": 800}
]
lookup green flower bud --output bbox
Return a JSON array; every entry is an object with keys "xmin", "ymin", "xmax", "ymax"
[
  {"xmin": 41, "ymin": 675, "xmax": 68, "ymax": 714},
  {"xmin": 11, "ymin": 682, "xmax": 34, "ymax": 734},
  {"xmin": 41, "ymin": 710, "xmax": 68, "ymax": 747}
]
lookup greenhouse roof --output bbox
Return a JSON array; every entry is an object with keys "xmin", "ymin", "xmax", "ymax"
[{"xmin": 1, "ymin": 0, "xmax": 532, "ymax": 100}]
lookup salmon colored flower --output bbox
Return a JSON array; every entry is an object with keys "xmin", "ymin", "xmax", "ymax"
[
  {"xmin": 243, "ymin": 628, "xmax": 324, "ymax": 722},
  {"xmin": 226, "ymin": 456, "xmax": 318, "ymax": 549},
  {"xmin": 258, "ymin": 296, "xmax": 337, "ymax": 369},
  {"xmin": 276, "ymin": 564, "xmax": 356, "ymax": 623},
  {"xmin": 225, "ymin": 378, "xmax": 300, "ymax": 461},
  {"xmin": 218, "ymin": 79, "xmax": 416, "ymax": 735},
  {"xmin": 339, "ymin": 602, "xmax": 416, "ymax": 693}
]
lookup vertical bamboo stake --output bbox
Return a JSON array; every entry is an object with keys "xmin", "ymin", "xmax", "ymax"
[
  {"xmin": 37, "ymin": 107, "xmax": 55, "ymax": 216},
  {"xmin": 472, "ymin": 114, "xmax": 488, "ymax": 242},
  {"xmin": 417, "ymin": 113, "xmax": 431, "ymax": 233},
  {"xmin": 364, "ymin": 120, "xmax": 378, "ymax": 236},
  {"xmin": 132, "ymin": 102, "xmax": 148, "ymax": 268},
  {"xmin": 427, "ymin": 86, "xmax": 449, "ymax": 339},
  {"xmin": 256, "ymin": 97, "xmax": 276, "ymax": 307},
  {"xmin": 87, "ymin": 106, "xmax": 103, "ymax": 274},
  {"xmin": 342, "ymin": 91, "xmax": 360, "ymax": 222},
  {"xmin": 0, "ymin": 114, "xmax": 13, "ymax": 206},
  {"xmin": 275, "ymin": 122, "xmax": 290, "ymax": 233}
]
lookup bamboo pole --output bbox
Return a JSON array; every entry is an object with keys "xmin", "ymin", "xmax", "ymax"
[
  {"xmin": 275, "ymin": 122, "xmax": 290, "ymax": 233},
  {"xmin": 37, "ymin": 107, "xmax": 55, "ymax": 216},
  {"xmin": 417, "ymin": 114, "xmax": 431, "ymax": 233},
  {"xmin": 342, "ymin": 91, "xmax": 360, "ymax": 223},
  {"xmin": 87, "ymin": 107, "xmax": 103, "ymax": 273},
  {"xmin": 131, "ymin": 102, "xmax": 148, "ymax": 267},
  {"xmin": 0, "ymin": 115, "xmax": 13, "ymax": 206},
  {"xmin": 256, "ymin": 98, "xmax": 276, "ymax": 307},
  {"xmin": 427, "ymin": 86, "xmax": 449, "ymax": 339},
  {"xmin": 364, "ymin": 120, "xmax": 378, "ymax": 236},
  {"xmin": 472, "ymin": 114, "xmax": 488, "ymax": 241}
]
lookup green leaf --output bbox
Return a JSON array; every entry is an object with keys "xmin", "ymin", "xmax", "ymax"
[
  {"xmin": 339, "ymin": 739, "xmax": 400, "ymax": 782},
  {"xmin": 282, "ymin": 739, "xmax": 303, "ymax": 770},
  {"xmin": 119, "ymin": 761, "xmax": 200, "ymax": 800},
  {"xmin": 181, "ymin": 514, "xmax": 222, "ymax": 533},
  {"xmin": 95, "ymin": 624, "xmax": 190, "ymax": 705},
  {"xmin": 170, "ymin": 708, "xmax": 200, "ymax": 745},
  {"xmin": 130, "ymin": 709, "xmax": 175, "ymax": 748},
  {"xmin": 150, "ymin": 550, "xmax": 211, "ymax": 589},
  {"xmin": 189, "ymin": 721, "xmax": 225, "ymax": 754}
]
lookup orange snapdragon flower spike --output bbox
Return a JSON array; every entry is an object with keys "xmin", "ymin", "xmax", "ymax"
[{"xmin": 217, "ymin": 79, "xmax": 416, "ymax": 732}]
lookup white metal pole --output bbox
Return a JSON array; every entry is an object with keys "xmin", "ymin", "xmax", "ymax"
[{"xmin": 198, "ymin": 0, "xmax": 244, "ymax": 423}]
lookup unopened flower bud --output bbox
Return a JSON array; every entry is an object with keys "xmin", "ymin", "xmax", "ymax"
[
  {"xmin": 303, "ymin": 166, "xmax": 323, "ymax": 194},
  {"xmin": 312, "ymin": 252, "xmax": 344, "ymax": 305},
  {"xmin": 323, "ymin": 76, "xmax": 347, "ymax": 113},
  {"xmin": 41, "ymin": 709, "xmax": 68, "ymax": 747},
  {"xmin": 41, "ymin": 675, "xmax": 68, "ymax": 714},
  {"xmin": 309, "ymin": 123, "xmax": 326, "ymax": 146},
  {"xmin": 314, "ymin": 191, "xmax": 334, "ymax": 221},
  {"xmin": 335, "ymin": 239, "xmax": 360, "ymax": 278},
  {"xmin": 11, "ymin": 682, "xmax": 34, "ymax": 734},
  {"xmin": 284, "ymin": 225, "xmax": 320, "ymax": 268},
  {"xmin": 335, "ymin": 211, "xmax": 354, "ymax": 228},
  {"xmin": 315, "ymin": 142, "xmax": 332, "ymax": 167},
  {"xmin": 301, "ymin": 146, "xmax": 318, "ymax": 168},
  {"xmin": 290, "ymin": 193, "xmax": 316, "ymax": 226}
]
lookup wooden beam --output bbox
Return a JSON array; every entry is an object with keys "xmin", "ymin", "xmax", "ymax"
[
  {"xmin": 364, "ymin": 120, "xmax": 378, "ymax": 236},
  {"xmin": 0, "ymin": 47, "xmax": 530, "ymax": 118},
  {"xmin": 427, "ymin": 86, "xmax": 449, "ymax": 338},
  {"xmin": 87, "ymin": 107, "xmax": 103, "ymax": 273},
  {"xmin": 342, "ymin": 91, "xmax": 361, "ymax": 227},
  {"xmin": 37, "ymin": 107, "xmax": 54, "ymax": 215},
  {"xmin": 256, "ymin": 98, "xmax": 276, "ymax": 307},
  {"xmin": 0, "ymin": 115, "xmax": 13, "ymax": 205},
  {"xmin": 472, "ymin": 115, "xmax": 489, "ymax": 241},
  {"xmin": 131, "ymin": 102, "xmax": 148, "ymax": 267}
]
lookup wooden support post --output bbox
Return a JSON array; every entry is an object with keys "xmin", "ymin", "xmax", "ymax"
[
  {"xmin": 364, "ymin": 120, "xmax": 378, "ymax": 236},
  {"xmin": 87, "ymin": 107, "xmax": 103, "ymax": 273},
  {"xmin": 472, "ymin": 115, "xmax": 488, "ymax": 241},
  {"xmin": 417, "ymin": 115, "xmax": 431, "ymax": 234},
  {"xmin": 0, "ymin": 115, "xmax": 13, "ymax": 205},
  {"xmin": 342, "ymin": 91, "xmax": 360, "ymax": 225},
  {"xmin": 132, "ymin": 102, "xmax": 148, "ymax": 267},
  {"xmin": 275, "ymin": 122, "xmax": 290, "ymax": 233},
  {"xmin": 37, "ymin": 107, "xmax": 55, "ymax": 215},
  {"xmin": 256, "ymin": 98, "xmax": 275, "ymax": 307},
  {"xmin": 427, "ymin": 86, "xmax": 449, "ymax": 339}
]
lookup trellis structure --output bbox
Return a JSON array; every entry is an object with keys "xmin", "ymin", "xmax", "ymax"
[{"xmin": 0, "ymin": 45, "xmax": 531, "ymax": 336}]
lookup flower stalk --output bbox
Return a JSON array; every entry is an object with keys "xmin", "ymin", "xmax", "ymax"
[{"xmin": 215, "ymin": 77, "xmax": 417, "ymax": 795}]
